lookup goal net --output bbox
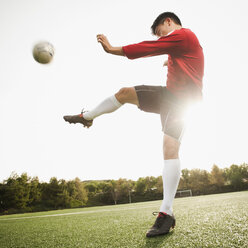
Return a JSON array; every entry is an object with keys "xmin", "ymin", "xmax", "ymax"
[{"xmin": 176, "ymin": 189, "xmax": 192, "ymax": 198}]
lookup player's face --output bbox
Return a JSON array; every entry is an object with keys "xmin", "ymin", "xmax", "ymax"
[{"xmin": 155, "ymin": 19, "xmax": 171, "ymax": 37}]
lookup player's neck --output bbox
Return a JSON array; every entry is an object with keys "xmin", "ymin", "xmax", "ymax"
[
  {"xmin": 165, "ymin": 26, "xmax": 181, "ymax": 36},
  {"xmin": 169, "ymin": 24, "xmax": 182, "ymax": 33}
]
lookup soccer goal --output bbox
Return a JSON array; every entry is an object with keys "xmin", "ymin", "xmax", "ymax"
[{"xmin": 176, "ymin": 189, "xmax": 192, "ymax": 197}]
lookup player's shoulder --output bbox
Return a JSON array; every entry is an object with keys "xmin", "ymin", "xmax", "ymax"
[
  {"xmin": 166, "ymin": 28, "xmax": 191, "ymax": 38},
  {"xmin": 175, "ymin": 28, "xmax": 194, "ymax": 36},
  {"xmin": 158, "ymin": 28, "xmax": 196, "ymax": 42},
  {"xmin": 177, "ymin": 28, "xmax": 200, "ymax": 43},
  {"xmin": 179, "ymin": 28, "xmax": 199, "ymax": 38},
  {"xmin": 159, "ymin": 28, "xmax": 186, "ymax": 41}
]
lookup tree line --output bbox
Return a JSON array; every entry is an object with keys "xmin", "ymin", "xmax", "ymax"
[{"xmin": 0, "ymin": 163, "xmax": 248, "ymax": 215}]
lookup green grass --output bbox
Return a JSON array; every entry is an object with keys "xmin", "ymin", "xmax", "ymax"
[{"xmin": 0, "ymin": 191, "xmax": 248, "ymax": 248}]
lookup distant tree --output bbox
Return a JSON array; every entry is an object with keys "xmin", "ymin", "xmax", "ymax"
[
  {"xmin": 0, "ymin": 183, "xmax": 3, "ymax": 209},
  {"xmin": 28, "ymin": 176, "xmax": 41, "ymax": 207},
  {"xmin": 73, "ymin": 178, "xmax": 88, "ymax": 206},
  {"xmin": 179, "ymin": 169, "xmax": 190, "ymax": 190},
  {"xmin": 155, "ymin": 176, "xmax": 163, "ymax": 194},
  {"xmin": 118, "ymin": 178, "xmax": 131, "ymax": 195},
  {"xmin": 135, "ymin": 178, "xmax": 146, "ymax": 194},
  {"xmin": 188, "ymin": 169, "xmax": 210, "ymax": 194},
  {"xmin": 240, "ymin": 163, "xmax": 248, "ymax": 181},
  {"xmin": 109, "ymin": 180, "xmax": 119, "ymax": 205},
  {"xmin": 41, "ymin": 177, "xmax": 62, "ymax": 209},
  {"xmin": 84, "ymin": 182, "xmax": 98, "ymax": 194},
  {"xmin": 41, "ymin": 177, "xmax": 88, "ymax": 209},
  {"xmin": 116, "ymin": 178, "xmax": 134, "ymax": 203},
  {"xmin": 135, "ymin": 176, "xmax": 158, "ymax": 194},
  {"xmin": 97, "ymin": 181, "xmax": 113, "ymax": 204},
  {"xmin": 225, "ymin": 164, "xmax": 248, "ymax": 190},
  {"xmin": 2, "ymin": 173, "xmax": 31, "ymax": 210},
  {"xmin": 57, "ymin": 179, "xmax": 71, "ymax": 208},
  {"xmin": 144, "ymin": 176, "xmax": 158, "ymax": 191},
  {"xmin": 210, "ymin": 165, "xmax": 225, "ymax": 187}
]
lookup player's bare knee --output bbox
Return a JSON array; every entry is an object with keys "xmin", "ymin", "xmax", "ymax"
[
  {"xmin": 164, "ymin": 147, "xmax": 178, "ymax": 160},
  {"xmin": 163, "ymin": 135, "xmax": 180, "ymax": 159},
  {"xmin": 115, "ymin": 87, "xmax": 131, "ymax": 104}
]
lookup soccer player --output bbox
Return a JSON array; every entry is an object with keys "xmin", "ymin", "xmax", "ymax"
[{"xmin": 64, "ymin": 12, "xmax": 204, "ymax": 237}]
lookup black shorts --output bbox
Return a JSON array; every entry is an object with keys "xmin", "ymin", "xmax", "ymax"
[{"xmin": 134, "ymin": 85, "xmax": 186, "ymax": 141}]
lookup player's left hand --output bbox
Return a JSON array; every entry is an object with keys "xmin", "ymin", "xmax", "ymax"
[{"xmin": 97, "ymin": 34, "xmax": 112, "ymax": 53}]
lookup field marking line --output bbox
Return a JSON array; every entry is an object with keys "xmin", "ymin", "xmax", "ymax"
[{"xmin": 0, "ymin": 204, "xmax": 159, "ymax": 221}]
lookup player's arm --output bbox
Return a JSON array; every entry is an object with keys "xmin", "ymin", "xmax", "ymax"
[
  {"xmin": 97, "ymin": 34, "xmax": 124, "ymax": 56},
  {"xmin": 122, "ymin": 32, "xmax": 185, "ymax": 59}
]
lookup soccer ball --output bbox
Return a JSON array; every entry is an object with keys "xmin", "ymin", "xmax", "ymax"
[{"xmin": 32, "ymin": 41, "xmax": 54, "ymax": 64}]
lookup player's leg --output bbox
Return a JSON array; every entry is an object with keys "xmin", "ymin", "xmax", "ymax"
[
  {"xmin": 163, "ymin": 134, "xmax": 180, "ymax": 160},
  {"xmin": 83, "ymin": 87, "xmax": 139, "ymax": 119},
  {"xmin": 146, "ymin": 90, "xmax": 185, "ymax": 237},
  {"xmin": 63, "ymin": 87, "xmax": 139, "ymax": 127},
  {"xmin": 115, "ymin": 87, "xmax": 139, "ymax": 106},
  {"xmin": 159, "ymin": 134, "xmax": 181, "ymax": 215},
  {"xmin": 146, "ymin": 135, "xmax": 181, "ymax": 238}
]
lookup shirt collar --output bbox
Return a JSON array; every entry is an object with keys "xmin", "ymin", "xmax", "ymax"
[{"xmin": 166, "ymin": 30, "xmax": 175, "ymax": 36}]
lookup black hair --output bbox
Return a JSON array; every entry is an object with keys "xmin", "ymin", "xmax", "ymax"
[{"xmin": 151, "ymin": 12, "xmax": 182, "ymax": 35}]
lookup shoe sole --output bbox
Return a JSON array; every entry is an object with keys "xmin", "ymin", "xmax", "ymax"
[{"xmin": 63, "ymin": 116, "xmax": 92, "ymax": 128}]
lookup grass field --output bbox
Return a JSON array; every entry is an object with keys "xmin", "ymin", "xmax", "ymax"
[{"xmin": 0, "ymin": 191, "xmax": 247, "ymax": 248}]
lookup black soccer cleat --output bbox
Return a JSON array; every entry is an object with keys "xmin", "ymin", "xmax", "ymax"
[
  {"xmin": 146, "ymin": 212, "xmax": 176, "ymax": 238},
  {"xmin": 63, "ymin": 111, "xmax": 93, "ymax": 128}
]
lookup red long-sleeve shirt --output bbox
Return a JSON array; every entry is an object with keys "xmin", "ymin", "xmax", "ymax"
[{"xmin": 122, "ymin": 28, "xmax": 204, "ymax": 100}]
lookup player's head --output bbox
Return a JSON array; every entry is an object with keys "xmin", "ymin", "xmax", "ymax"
[{"xmin": 151, "ymin": 12, "xmax": 182, "ymax": 37}]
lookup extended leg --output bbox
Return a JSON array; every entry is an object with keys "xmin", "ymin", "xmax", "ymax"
[{"xmin": 63, "ymin": 87, "xmax": 139, "ymax": 127}]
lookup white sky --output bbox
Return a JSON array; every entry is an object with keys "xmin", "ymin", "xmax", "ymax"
[{"xmin": 1, "ymin": 0, "xmax": 248, "ymax": 183}]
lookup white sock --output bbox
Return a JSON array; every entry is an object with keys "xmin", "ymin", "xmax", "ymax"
[
  {"xmin": 83, "ymin": 95, "xmax": 122, "ymax": 120},
  {"xmin": 160, "ymin": 159, "xmax": 181, "ymax": 216}
]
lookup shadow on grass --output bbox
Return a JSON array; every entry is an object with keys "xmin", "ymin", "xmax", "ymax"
[{"xmin": 144, "ymin": 230, "xmax": 175, "ymax": 248}]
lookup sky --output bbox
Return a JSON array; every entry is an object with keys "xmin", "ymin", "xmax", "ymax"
[{"xmin": 1, "ymin": 0, "xmax": 248, "ymax": 183}]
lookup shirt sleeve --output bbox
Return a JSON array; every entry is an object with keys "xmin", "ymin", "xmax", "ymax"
[{"xmin": 122, "ymin": 31, "xmax": 186, "ymax": 59}]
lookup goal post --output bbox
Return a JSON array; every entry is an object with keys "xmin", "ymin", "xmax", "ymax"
[{"xmin": 176, "ymin": 189, "xmax": 192, "ymax": 197}]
